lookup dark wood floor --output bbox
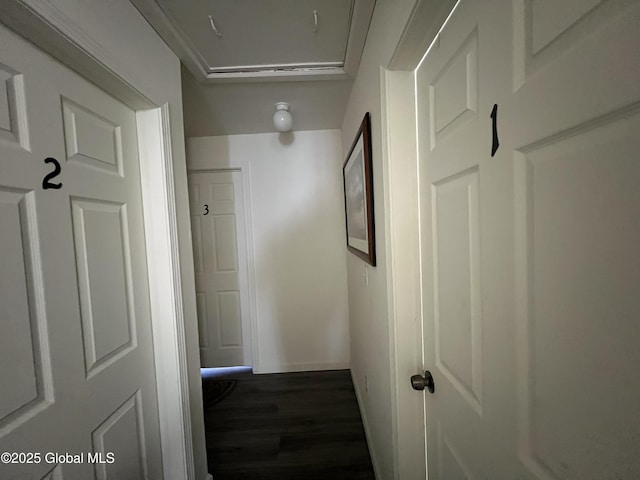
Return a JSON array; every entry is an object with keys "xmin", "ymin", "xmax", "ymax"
[{"xmin": 203, "ymin": 369, "xmax": 375, "ymax": 480}]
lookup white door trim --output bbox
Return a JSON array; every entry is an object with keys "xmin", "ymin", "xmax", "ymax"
[
  {"xmin": 0, "ymin": 2, "xmax": 195, "ymax": 479},
  {"xmin": 187, "ymin": 167, "xmax": 260, "ymax": 373},
  {"xmin": 382, "ymin": 1, "xmax": 459, "ymax": 478},
  {"xmin": 138, "ymin": 106, "xmax": 194, "ymax": 479},
  {"xmin": 380, "ymin": 67, "xmax": 426, "ymax": 480}
]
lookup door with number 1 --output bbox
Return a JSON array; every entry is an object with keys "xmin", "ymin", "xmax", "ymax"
[
  {"xmin": 415, "ymin": 0, "xmax": 640, "ymax": 478},
  {"xmin": 189, "ymin": 171, "xmax": 253, "ymax": 368}
]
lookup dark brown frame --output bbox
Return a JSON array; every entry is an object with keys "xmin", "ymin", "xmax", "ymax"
[{"xmin": 342, "ymin": 112, "xmax": 376, "ymax": 266}]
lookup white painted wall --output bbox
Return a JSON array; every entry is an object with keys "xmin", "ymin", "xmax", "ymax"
[
  {"xmin": 340, "ymin": 1, "xmax": 420, "ymax": 478},
  {"xmin": 187, "ymin": 130, "xmax": 350, "ymax": 374},
  {"xmin": 181, "ymin": 65, "xmax": 352, "ymax": 137},
  {"xmin": 4, "ymin": 1, "xmax": 208, "ymax": 479}
]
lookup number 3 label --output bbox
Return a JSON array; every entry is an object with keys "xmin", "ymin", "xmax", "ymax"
[{"xmin": 203, "ymin": 204, "xmax": 209, "ymax": 215}]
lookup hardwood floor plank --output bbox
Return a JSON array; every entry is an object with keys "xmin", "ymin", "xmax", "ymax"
[{"xmin": 203, "ymin": 369, "xmax": 375, "ymax": 479}]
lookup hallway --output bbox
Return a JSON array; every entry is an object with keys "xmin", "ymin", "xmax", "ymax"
[
  {"xmin": 2, "ymin": 1, "xmax": 639, "ymax": 478},
  {"xmin": 203, "ymin": 370, "xmax": 375, "ymax": 479}
]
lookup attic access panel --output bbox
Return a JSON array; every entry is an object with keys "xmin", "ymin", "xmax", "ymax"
[
  {"xmin": 160, "ymin": 0, "xmax": 352, "ymax": 72},
  {"xmin": 132, "ymin": 0, "xmax": 374, "ymax": 81}
]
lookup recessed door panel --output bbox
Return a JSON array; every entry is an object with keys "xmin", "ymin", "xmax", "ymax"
[
  {"xmin": 191, "ymin": 215, "xmax": 204, "ymax": 273},
  {"xmin": 438, "ymin": 423, "xmax": 473, "ymax": 480},
  {"xmin": 213, "ymin": 214, "xmax": 239, "ymax": 272},
  {"xmin": 0, "ymin": 188, "xmax": 50, "ymax": 427},
  {"xmin": 212, "ymin": 182, "xmax": 234, "ymax": 203},
  {"xmin": 92, "ymin": 392, "xmax": 147, "ymax": 480},
  {"xmin": 429, "ymin": 28, "xmax": 478, "ymax": 149},
  {"xmin": 62, "ymin": 98, "xmax": 123, "ymax": 176},
  {"xmin": 514, "ymin": 0, "xmax": 627, "ymax": 85},
  {"xmin": 71, "ymin": 199, "xmax": 135, "ymax": 376},
  {"xmin": 0, "ymin": 63, "xmax": 29, "ymax": 149},
  {"xmin": 530, "ymin": 0, "xmax": 603, "ymax": 54},
  {"xmin": 515, "ymin": 106, "xmax": 640, "ymax": 479},
  {"xmin": 196, "ymin": 292, "xmax": 209, "ymax": 348},
  {"xmin": 0, "ymin": 67, "xmax": 12, "ymax": 131},
  {"xmin": 41, "ymin": 465, "xmax": 64, "ymax": 480},
  {"xmin": 431, "ymin": 169, "xmax": 482, "ymax": 414},
  {"xmin": 217, "ymin": 291, "xmax": 242, "ymax": 347}
]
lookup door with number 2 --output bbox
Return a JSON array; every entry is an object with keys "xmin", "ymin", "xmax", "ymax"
[{"xmin": 0, "ymin": 24, "xmax": 162, "ymax": 479}]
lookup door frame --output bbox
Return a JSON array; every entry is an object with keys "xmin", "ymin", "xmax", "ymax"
[
  {"xmin": 381, "ymin": 0, "xmax": 459, "ymax": 478},
  {"xmin": 380, "ymin": 67, "xmax": 425, "ymax": 479},
  {"xmin": 0, "ymin": 3, "xmax": 197, "ymax": 479},
  {"xmin": 186, "ymin": 167, "xmax": 260, "ymax": 372}
]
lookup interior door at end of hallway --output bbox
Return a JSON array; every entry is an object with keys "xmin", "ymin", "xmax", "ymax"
[
  {"xmin": 415, "ymin": 0, "xmax": 640, "ymax": 478},
  {"xmin": 189, "ymin": 171, "xmax": 253, "ymax": 368}
]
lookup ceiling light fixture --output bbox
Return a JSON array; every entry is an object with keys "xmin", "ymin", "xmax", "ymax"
[{"xmin": 273, "ymin": 102, "xmax": 292, "ymax": 132}]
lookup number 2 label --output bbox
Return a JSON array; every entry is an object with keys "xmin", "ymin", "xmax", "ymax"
[{"xmin": 42, "ymin": 157, "xmax": 63, "ymax": 190}]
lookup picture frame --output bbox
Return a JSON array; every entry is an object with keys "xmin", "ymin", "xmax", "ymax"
[{"xmin": 342, "ymin": 112, "xmax": 376, "ymax": 266}]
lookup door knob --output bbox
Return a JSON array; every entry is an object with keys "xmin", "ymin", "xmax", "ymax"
[{"xmin": 411, "ymin": 371, "xmax": 435, "ymax": 393}]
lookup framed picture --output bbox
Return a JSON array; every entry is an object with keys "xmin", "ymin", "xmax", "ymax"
[{"xmin": 342, "ymin": 112, "xmax": 376, "ymax": 266}]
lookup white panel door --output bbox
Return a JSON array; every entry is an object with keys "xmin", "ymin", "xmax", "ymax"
[
  {"xmin": 0, "ymin": 25, "xmax": 162, "ymax": 479},
  {"xmin": 416, "ymin": 0, "xmax": 640, "ymax": 478},
  {"xmin": 188, "ymin": 171, "xmax": 252, "ymax": 367}
]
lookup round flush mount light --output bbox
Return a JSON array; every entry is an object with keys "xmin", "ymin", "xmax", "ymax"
[{"xmin": 273, "ymin": 102, "xmax": 292, "ymax": 132}]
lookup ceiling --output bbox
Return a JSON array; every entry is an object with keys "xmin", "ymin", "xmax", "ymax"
[{"xmin": 131, "ymin": 0, "xmax": 375, "ymax": 136}]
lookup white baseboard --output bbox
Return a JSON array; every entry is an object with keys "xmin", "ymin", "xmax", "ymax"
[
  {"xmin": 254, "ymin": 361, "xmax": 349, "ymax": 374},
  {"xmin": 351, "ymin": 369, "xmax": 382, "ymax": 480}
]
